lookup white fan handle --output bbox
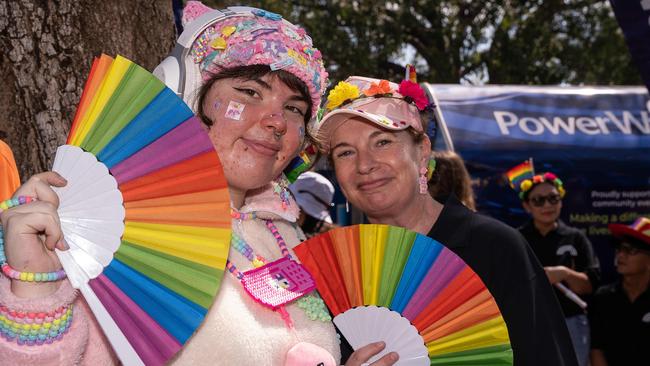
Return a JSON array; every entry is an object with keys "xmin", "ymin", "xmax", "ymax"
[
  {"xmin": 57, "ymin": 250, "xmax": 145, "ymax": 366},
  {"xmin": 555, "ymin": 283, "xmax": 587, "ymax": 310}
]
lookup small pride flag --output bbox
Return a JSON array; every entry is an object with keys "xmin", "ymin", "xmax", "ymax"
[
  {"xmin": 506, "ymin": 159, "xmax": 534, "ymax": 190},
  {"xmin": 285, "ymin": 147, "xmax": 315, "ymax": 183},
  {"xmin": 405, "ymin": 64, "xmax": 417, "ymax": 83}
]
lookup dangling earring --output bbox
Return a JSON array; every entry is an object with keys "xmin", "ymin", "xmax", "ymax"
[
  {"xmin": 426, "ymin": 158, "xmax": 436, "ymax": 180},
  {"xmin": 272, "ymin": 174, "xmax": 291, "ymax": 210},
  {"xmin": 419, "ymin": 167, "xmax": 428, "ymax": 194},
  {"xmin": 345, "ymin": 200, "xmax": 350, "ymax": 213}
]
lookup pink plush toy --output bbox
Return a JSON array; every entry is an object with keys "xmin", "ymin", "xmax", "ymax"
[{"xmin": 285, "ymin": 342, "xmax": 337, "ymax": 366}]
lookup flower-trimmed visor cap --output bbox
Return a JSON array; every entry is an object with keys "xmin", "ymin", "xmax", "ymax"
[
  {"xmin": 517, "ymin": 172, "xmax": 566, "ymax": 201},
  {"xmin": 310, "ymin": 76, "xmax": 432, "ymax": 153},
  {"xmin": 159, "ymin": 1, "xmax": 328, "ymax": 118}
]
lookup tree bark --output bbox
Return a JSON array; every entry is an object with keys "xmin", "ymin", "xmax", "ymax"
[{"xmin": 0, "ymin": 0, "xmax": 175, "ymax": 180}]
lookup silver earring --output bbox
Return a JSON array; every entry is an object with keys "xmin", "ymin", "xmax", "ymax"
[{"xmin": 345, "ymin": 200, "xmax": 350, "ymax": 213}]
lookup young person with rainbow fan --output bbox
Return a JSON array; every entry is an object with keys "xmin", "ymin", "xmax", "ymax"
[
  {"xmin": 311, "ymin": 72, "xmax": 579, "ymax": 366},
  {"xmin": 0, "ymin": 2, "xmax": 396, "ymax": 365}
]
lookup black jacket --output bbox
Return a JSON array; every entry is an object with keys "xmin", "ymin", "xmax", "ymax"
[{"xmin": 429, "ymin": 196, "xmax": 578, "ymax": 366}]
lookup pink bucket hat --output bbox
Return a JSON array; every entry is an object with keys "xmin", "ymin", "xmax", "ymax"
[
  {"xmin": 310, "ymin": 76, "xmax": 431, "ymax": 152},
  {"xmin": 183, "ymin": 1, "xmax": 328, "ymax": 117}
]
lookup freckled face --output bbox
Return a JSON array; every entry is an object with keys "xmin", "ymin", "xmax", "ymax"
[
  {"xmin": 202, "ymin": 74, "xmax": 308, "ymax": 193},
  {"xmin": 330, "ymin": 118, "xmax": 429, "ymax": 218}
]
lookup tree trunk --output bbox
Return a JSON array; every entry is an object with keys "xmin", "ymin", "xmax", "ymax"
[{"xmin": 0, "ymin": 0, "xmax": 175, "ymax": 180}]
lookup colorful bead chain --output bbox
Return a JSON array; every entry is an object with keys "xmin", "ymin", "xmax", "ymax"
[
  {"xmin": 227, "ymin": 220, "xmax": 331, "ymax": 323},
  {"xmin": 0, "ymin": 304, "xmax": 73, "ymax": 346},
  {"xmin": 230, "ymin": 209, "xmax": 257, "ymax": 221},
  {"xmin": 265, "ymin": 220, "xmax": 292, "ymax": 259},
  {"xmin": 231, "ymin": 234, "xmax": 266, "ymax": 266},
  {"xmin": 272, "ymin": 177, "xmax": 292, "ymax": 210},
  {"xmin": 0, "ymin": 196, "xmax": 67, "ymax": 282}
]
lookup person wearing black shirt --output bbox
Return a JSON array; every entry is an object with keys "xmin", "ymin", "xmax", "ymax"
[
  {"xmin": 589, "ymin": 217, "xmax": 650, "ymax": 366},
  {"xmin": 312, "ymin": 75, "xmax": 578, "ymax": 366},
  {"xmin": 516, "ymin": 172, "xmax": 600, "ymax": 366},
  {"xmin": 430, "ymin": 195, "xmax": 579, "ymax": 366}
]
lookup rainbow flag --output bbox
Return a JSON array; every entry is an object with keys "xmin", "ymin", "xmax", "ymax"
[
  {"xmin": 285, "ymin": 150, "xmax": 312, "ymax": 183},
  {"xmin": 506, "ymin": 160, "xmax": 534, "ymax": 190},
  {"xmin": 405, "ymin": 64, "xmax": 417, "ymax": 83}
]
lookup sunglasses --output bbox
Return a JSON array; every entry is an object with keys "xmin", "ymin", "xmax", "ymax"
[
  {"xmin": 528, "ymin": 194, "xmax": 562, "ymax": 207},
  {"xmin": 615, "ymin": 243, "xmax": 649, "ymax": 256}
]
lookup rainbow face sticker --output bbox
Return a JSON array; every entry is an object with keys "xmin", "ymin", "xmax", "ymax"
[{"xmin": 225, "ymin": 101, "xmax": 245, "ymax": 120}]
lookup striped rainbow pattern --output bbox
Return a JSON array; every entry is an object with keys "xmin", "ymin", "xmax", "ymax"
[
  {"xmin": 294, "ymin": 224, "xmax": 513, "ymax": 365},
  {"xmin": 64, "ymin": 55, "xmax": 230, "ymax": 365},
  {"xmin": 506, "ymin": 160, "xmax": 534, "ymax": 190},
  {"xmin": 284, "ymin": 150, "xmax": 311, "ymax": 183},
  {"xmin": 631, "ymin": 217, "xmax": 650, "ymax": 234}
]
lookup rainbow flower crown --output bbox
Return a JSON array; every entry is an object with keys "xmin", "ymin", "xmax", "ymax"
[
  {"xmin": 519, "ymin": 172, "xmax": 566, "ymax": 200},
  {"xmin": 324, "ymin": 71, "xmax": 433, "ymax": 112}
]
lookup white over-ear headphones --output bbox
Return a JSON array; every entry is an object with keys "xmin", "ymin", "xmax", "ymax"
[
  {"xmin": 154, "ymin": 5, "xmax": 318, "ymax": 182},
  {"xmin": 152, "ymin": 6, "xmax": 262, "ymax": 110}
]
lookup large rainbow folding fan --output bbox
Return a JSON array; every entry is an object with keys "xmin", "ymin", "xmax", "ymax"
[
  {"xmin": 294, "ymin": 224, "xmax": 513, "ymax": 365},
  {"xmin": 51, "ymin": 54, "xmax": 230, "ymax": 365}
]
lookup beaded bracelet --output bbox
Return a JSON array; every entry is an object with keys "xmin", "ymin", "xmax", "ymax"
[
  {"xmin": 0, "ymin": 196, "xmax": 67, "ymax": 282},
  {"xmin": 0, "ymin": 196, "xmax": 33, "ymax": 211},
  {"xmin": 0, "ymin": 303, "xmax": 74, "ymax": 346}
]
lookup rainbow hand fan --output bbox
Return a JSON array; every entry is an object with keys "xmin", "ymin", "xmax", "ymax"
[
  {"xmin": 51, "ymin": 54, "xmax": 231, "ymax": 365},
  {"xmin": 294, "ymin": 224, "xmax": 513, "ymax": 365}
]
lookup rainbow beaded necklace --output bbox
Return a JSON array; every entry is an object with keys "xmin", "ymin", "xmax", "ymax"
[{"xmin": 227, "ymin": 216, "xmax": 331, "ymax": 327}]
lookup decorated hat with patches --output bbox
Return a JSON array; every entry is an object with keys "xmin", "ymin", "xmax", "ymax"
[
  {"xmin": 609, "ymin": 217, "xmax": 650, "ymax": 247},
  {"xmin": 183, "ymin": 1, "xmax": 328, "ymax": 117},
  {"xmin": 310, "ymin": 74, "xmax": 431, "ymax": 153}
]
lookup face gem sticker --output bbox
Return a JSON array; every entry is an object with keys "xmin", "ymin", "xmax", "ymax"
[{"xmin": 225, "ymin": 101, "xmax": 246, "ymax": 120}]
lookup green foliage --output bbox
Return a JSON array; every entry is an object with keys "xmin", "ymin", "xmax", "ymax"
[{"xmin": 204, "ymin": 0, "xmax": 642, "ymax": 85}]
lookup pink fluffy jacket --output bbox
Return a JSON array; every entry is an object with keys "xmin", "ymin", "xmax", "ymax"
[{"xmin": 0, "ymin": 182, "xmax": 341, "ymax": 365}]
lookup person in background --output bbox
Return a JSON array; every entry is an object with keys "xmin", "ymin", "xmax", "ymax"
[
  {"xmin": 589, "ymin": 217, "xmax": 650, "ymax": 366},
  {"xmin": 427, "ymin": 150, "xmax": 476, "ymax": 211},
  {"xmin": 289, "ymin": 171, "xmax": 337, "ymax": 238},
  {"xmin": 311, "ymin": 75, "xmax": 578, "ymax": 366},
  {"xmin": 515, "ymin": 171, "xmax": 600, "ymax": 366},
  {"xmin": 0, "ymin": 3, "xmax": 395, "ymax": 365},
  {"xmin": 0, "ymin": 140, "xmax": 20, "ymax": 200}
]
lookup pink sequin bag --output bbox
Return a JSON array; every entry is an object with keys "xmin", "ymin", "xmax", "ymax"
[{"xmin": 241, "ymin": 257, "xmax": 316, "ymax": 309}]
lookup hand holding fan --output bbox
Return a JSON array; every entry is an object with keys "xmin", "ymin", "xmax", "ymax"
[
  {"xmin": 294, "ymin": 224, "xmax": 513, "ymax": 365},
  {"xmin": 50, "ymin": 55, "xmax": 231, "ymax": 365}
]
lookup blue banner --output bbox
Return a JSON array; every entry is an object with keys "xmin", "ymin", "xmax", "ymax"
[
  {"xmin": 428, "ymin": 84, "xmax": 650, "ymax": 282},
  {"xmin": 610, "ymin": 0, "xmax": 650, "ymax": 93}
]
